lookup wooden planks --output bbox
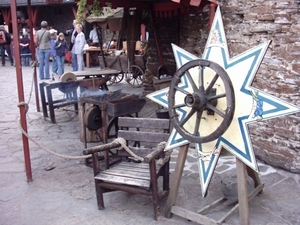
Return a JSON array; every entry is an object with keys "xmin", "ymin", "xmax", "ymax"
[{"xmin": 95, "ymin": 162, "xmax": 151, "ymax": 188}]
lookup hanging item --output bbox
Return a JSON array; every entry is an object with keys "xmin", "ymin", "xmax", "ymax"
[{"xmin": 85, "ymin": 7, "xmax": 124, "ymax": 32}]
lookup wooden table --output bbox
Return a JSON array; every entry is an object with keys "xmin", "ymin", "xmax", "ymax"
[
  {"xmin": 40, "ymin": 69, "xmax": 120, "ymax": 123},
  {"xmin": 73, "ymin": 69, "xmax": 121, "ymax": 91},
  {"xmin": 73, "ymin": 69, "xmax": 120, "ymax": 78},
  {"xmin": 85, "ymin": 47, "xmax": 101, "ymax": 68}
]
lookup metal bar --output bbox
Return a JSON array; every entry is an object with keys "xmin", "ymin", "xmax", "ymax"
[
  {"xmin": 12, "ymin": 0, "xmax": 32, "ymax": 181},
  {"xmin": 27, "ymin": 0, "xmax": 40, "ymax": 112}
]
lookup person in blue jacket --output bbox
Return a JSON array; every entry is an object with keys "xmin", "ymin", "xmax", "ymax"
[
  {"xmin": 50, "ymin": 29, "xmax": 58, "ymax": 77},
  {"xmin": 55, "ymin": 32, "xmax": 69, "ymax": 78}
]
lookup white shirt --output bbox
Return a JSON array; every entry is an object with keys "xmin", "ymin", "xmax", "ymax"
[{"xmin": 89, "ymin": 29, "xmax": 99, "ymax": 43}]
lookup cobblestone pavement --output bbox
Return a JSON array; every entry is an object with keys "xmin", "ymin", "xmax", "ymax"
[{"xmin": 1, "ymin": 61, "xmax": 300, "ymax": 225}]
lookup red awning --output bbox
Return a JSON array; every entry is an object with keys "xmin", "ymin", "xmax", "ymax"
[{"xmin": 172, "ymin": 0, "xmax": 217, "ymax": 6}]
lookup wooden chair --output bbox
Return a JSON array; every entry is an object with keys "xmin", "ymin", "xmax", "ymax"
[{"xmin": 83, "ymin": 117, "xmax": 172, "ymax": 221}]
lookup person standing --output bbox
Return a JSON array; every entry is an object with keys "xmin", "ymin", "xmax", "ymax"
[
  {"xmin": 55, "ymin": 33, "xmax": 68, "ymax": 78},
  {"xmin": 35, "ymin": 21, "xmax": 51, "ymax": 80},
  {"xmin": 88, "ymin": 23, "xmax": 99, "ymax": 46},
  {"xmin": 69, "ymin": 19, "xmax": 78, "ymax": 71},
  {"xmin": 72, "ymin": 24, "xmax": 86, "ymax": 71},
  {"xmin": 19, "ymin": 31, "xmax": 31, "ymax": 66},
  {"xmin": 49, "ymin": 29, "xmax": 58, "ymax": 76},
  {"xmin": 0, "ymin": 25, "xmax": 14, "ymax": 67}
]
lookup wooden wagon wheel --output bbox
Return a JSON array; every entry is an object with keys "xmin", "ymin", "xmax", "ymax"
[
  {"xmin": 113, "ymin": 73, "xmax": 124, "ymax": 84},
  {"xmin": 106, "ymin": 75, "xmax": 116, "ymax": 86},
  {"xmin": 168, "ymin": 59, "xmax": 235, "ymax": 143},
  {"xmin": 125, "ymin": 65, "xmax": 145, "ymax": 88},
  {"xmin": 106, "ymin": 73, "xmax": 124, "ymax": 86}
]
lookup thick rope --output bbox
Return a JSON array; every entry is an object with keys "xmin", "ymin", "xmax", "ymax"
[
  {"xmin": 156, "ymin": 142, "xmax": 173, "ymax": 167},
  {"xmin": 16, "ymin": 66, "xmax": 91, "ymax": 160},
  {"xmin": 18, "ymin": 120, "xmax": 91, "ymax": 159},
  {"xmin": 17, "ymin": 67, "xmax": 172, "ymax": 162},
  {"xmin": 17, "ymin": 101, "xmax": 29, "ymax": 113},
  {"xmin": 112, "ymin": 137, "xmax": 145, "ymax": 162},
  {"xmin": 112, "ymin": 138, "xmax": 172, "ymax": 166}
]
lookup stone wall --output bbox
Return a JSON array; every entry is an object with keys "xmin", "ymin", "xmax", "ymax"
[
  {"xmin": 216, "ymin": 0, "xmax": 300, "ymax": 173},
  {"xmin": 146, "ymin": 0, "xmax": 300, "ymax": 173}
]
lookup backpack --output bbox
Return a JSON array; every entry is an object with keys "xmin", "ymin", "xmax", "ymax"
[{"xmin": 0, "ymin": 30, "xmax": 7, "ymax": 44}]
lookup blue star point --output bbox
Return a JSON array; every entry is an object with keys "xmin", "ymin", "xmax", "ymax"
[{"xmin": 147, "ymin": 7, "xmax": 300, "ymax": 197}]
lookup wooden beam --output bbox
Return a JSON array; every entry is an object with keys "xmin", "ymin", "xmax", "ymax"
[
  {"xmin": 72, "ymin": 5, "xmax": 77, "ymax": 18},
  {"xmin": 164, "ymin": 144, "xmax": 189, "ymax": 218},
  {"xmin": 1, "ymin": 8, "xmax": 11, "ymax": 26},
  {"xmin": 236, "ymin": 158, "xmax": 250, "ymax": 225}
]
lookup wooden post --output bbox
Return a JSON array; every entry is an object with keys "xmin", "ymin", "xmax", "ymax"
[
  {"xmin": 236, "ymin": 158, "xmax": 250, "ymax": 225},
  {"xmin": 164, "ymin": 144, "xmax": 189, "ymax": 218}
]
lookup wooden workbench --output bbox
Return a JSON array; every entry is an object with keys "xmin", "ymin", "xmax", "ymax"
[
  {"xmin": 39, "ymin": 69, "xmax": 120, "ymax": 123},
  {"xmin": 85, "ymin": 47, "xmax": 101, "ymax": 68}
]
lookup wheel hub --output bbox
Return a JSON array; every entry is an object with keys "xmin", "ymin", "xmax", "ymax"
[
  {"xmin": 168, "ymin": 59, "xmax": 235, "ymax": 143},
  {"xmin": 184, "ymin": 92, "xmax": 207, "ymax": 111}
]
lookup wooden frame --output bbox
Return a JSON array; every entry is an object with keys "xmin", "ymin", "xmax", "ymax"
[
  {"xmin": 164, "ymin": 144, "xmax": 264, "ymax": 225},
  {"xmin": 83, "ymin": 117, "xmax": 172, "ymax": 220}
]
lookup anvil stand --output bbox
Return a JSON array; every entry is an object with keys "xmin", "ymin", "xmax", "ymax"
[{"xmin": 164, "ymin": 144, "xmax": 264, "ymax": 225}]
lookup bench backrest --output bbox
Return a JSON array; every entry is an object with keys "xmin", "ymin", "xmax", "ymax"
[{"xmin": 117, "ymin": 117, "xmax": 170, "ymax": 144}]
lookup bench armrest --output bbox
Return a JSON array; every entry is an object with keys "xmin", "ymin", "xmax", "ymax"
[
  {"xmin": 144, "ymin": 142, "xmax": 166, "ymax": 163},
  {"xmin": 83, "ymin": 142, "xmax": 121, "ymax": 155}
]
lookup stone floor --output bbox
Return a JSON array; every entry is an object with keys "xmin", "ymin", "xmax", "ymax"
[{"xmin": 0, "ymin": 61, "xmax": 300, "ymax": 225}]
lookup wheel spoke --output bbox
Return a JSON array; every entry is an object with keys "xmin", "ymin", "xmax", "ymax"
[
  {"xmin": 185, "ymin": 70, "xmax": 198, "ymax": 92},
  {"xmin": 194, "ymin": 109, "xmax": 203, "ymax": 136},
  {"xmin": 175, "ymin": 86, "xmax": 190, "ymax": 95},
  {"xmin": 198, "ymin": 65, "xmax": 204, "ymax": 92},
  {"xmin": 173, "ymin": 102, "xmax": 186, "ymax": 109},
  {"xmin": 207, "ymin": 93, "xmax": 226, "ymax": 101},
  {"xmin": 205, "ymin": 73, "xmax": 219, "ymax": 94},
  {"xmin": 206, "ymin": 103, "xmax": 226, "ymax": 118},
  {"xmin": 179, "ymin": 108, "xmax": 197, "ymax": 127}
]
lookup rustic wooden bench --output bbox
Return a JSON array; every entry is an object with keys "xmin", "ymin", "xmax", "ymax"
[{"xmin": 83, "ymin": 117, "xmax": 172, "ymax": 221}]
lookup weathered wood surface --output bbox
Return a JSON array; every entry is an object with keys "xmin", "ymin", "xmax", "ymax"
[
  {"xmin": 118, "ymin": 130, "xmax": 169, "ymax": 143},
  {"xmin": 79, "ymin": 98, "xmax": 158, "ymax": 144},
  {"xmin": 95, "ymin": 162, "xmax": 153, "ymax": 188},
  {"xmin": 90, "ymin": 116, "xmax": 171, "ymax": 221}
]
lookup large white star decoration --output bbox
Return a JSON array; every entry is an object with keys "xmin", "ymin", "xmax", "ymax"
[{"xmin": 147, "ymin": 7, "xmax": 300, "ymax": 197}]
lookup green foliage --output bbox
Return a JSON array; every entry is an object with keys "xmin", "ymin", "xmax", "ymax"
[
  {"xmin": 76, "ymin": 0, "xmax": 113, "ymax": 24},
  {"xmin": 91, "ymin": 0, "xmax": 101, "ymax": 17},
  {"xmin": 105, "ymin": 2, "xmax": 112, "ymax": 8},
  {"xmin": 76, "ymin": 0, "xmax": 87, "ymax": 24}
]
